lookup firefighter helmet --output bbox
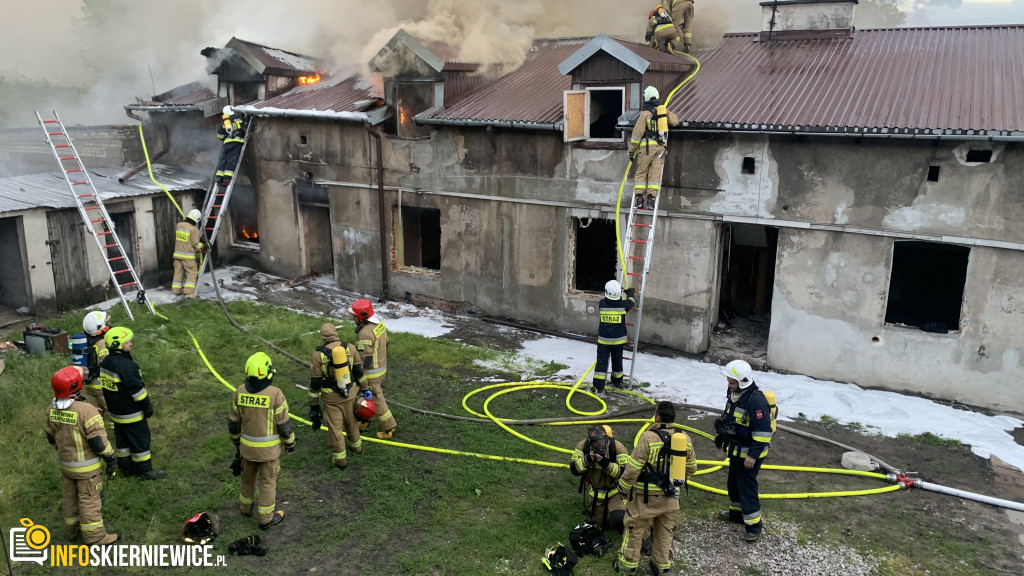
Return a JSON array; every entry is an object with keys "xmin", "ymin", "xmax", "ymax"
[
  {"xmin": 181, "ymin": 512, "xmax": 219, "ymax": 545},
  {"xmin": 721, "ymin": 359, "xmax": 754, "ymax": 388},
  {"xmin": 82, "ymin": 311, "xmax": 110, "ymax": 337},
  {"xmin": 348, "ymin": 299, "xmax": 375, "ymax": 323},
  {"xmin": 187, "ymin": 209, "xmax": 202, "ymax": 222},
  {"xmin": 51, "ymin": 366, "xmax": 85, "ymax": 399},
  {"xmin": 104, "ymin": 326, "xmax": 134, "ymax": 350},
  {"xmin": 354, "ymin": 397, "xmax": 377, "ymax": 422},
  {"xmin": 643, "ymin": 86, "xmax": 659, "ymax": 102},
  {"xmin": 222, "ymin": 105, "xmax": 233, "ymax": 117},
  {"xmin": 244, "ymin": 352, "xmax": 274, "ymax": 381},
  {"xmin": 604, "ymin": 280, "xmax": 622, "ymax": 300}
]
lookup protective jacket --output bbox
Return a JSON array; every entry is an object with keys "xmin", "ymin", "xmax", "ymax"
[
  {"xmin": 723, "ymin": 383, "xmax": 773, "ymax": 459},
  {"xmin": 229, "ymin": 379, "xmax": 294, "ymax": 463},
  {"xmin": 309, "ymin": 324, "xmax": 368, "ymax": 402},
  {"xmin": 597, "ymin": 291, "xmax": 636, "ymax": 346},
  {"xmin": 99, "ymin": 351, "xmax": 153, "ymax": 425},
  {"xmin": 571, "ymin": 438, "xmax": 629, "ymax": 524},
  {"xmin": 629, "ymin": 101, "xmax": 680, "ymax": 156},
  {"xmin": 174, "ymin": 218, "xmax": 202, "ymax": 261},
  {"xmin": 218, "ymin": 115, "xmax": 246, "ymax": 144},
  {"xmin": 618, "ymin": 424, "xmax": 696, "ymax": 497},
  {"xmin": 84, "ymin": 334, "xmax": 108, "ymax": 385},
  {"xmin": 354, "ymin": 321, "xmax": 388, "ymax": 382},
  {"xmin": 44, "ymin": 399, "xmax": 114, "ymax": 477}
]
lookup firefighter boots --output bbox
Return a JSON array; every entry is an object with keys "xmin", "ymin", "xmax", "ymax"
[
  {"xmin": 645, "ymin": 194, "xmax": 656, "ymax": 210},
  {"xmin": 718, "ymin": 509, "xmax": 743, "ymax": 524},
  {"xmin": 97, "ymin": 533, "xmax": 119, "ymax": 546},
  {"xmin": 259, "ymin": 510, "xmax": 285, "ymax": 531},
  {"xmin": 634, "ymin": 194, "xmax": 644, "ymax": 209},
  {"xmin": 66, "ymin": 524, "xmax": 80, "ymax": 542},
  {"xmin": 137, "ymin": 469, "xmax": 167, "ymax": 481},
  {"xmin": 743, "ymin": 521, "xmax": 763, "ymax": 542},
  {"xmin": 376, "ymin": 428, "xmax": 396, "ymax": 440}
]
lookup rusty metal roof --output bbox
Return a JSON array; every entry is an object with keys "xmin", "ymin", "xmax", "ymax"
[
  {"xmin": 671, "ymin": 25, "xmax": 1024, "ymax": 135},
  {"xmin": 229, "ymin": 37, "xmax": 322, "ymax": 77},
  {"xmin": 239, "ymin": 74, "xmax": 381, "ymax": 120}
]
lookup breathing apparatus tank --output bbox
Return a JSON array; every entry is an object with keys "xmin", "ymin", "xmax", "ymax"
[
  {"xmin": 669, "ymin": 432, "xmax": 688, "ymax": 489},
  {"xmin": 71, "ymin": 333, "xmax": 89, "ymax": 376},
  {"xmin": 329, "ymin": 345, "xmax": 352, "ymax": 398}
]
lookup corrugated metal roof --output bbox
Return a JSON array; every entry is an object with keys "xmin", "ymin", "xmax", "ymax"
[
  {"xmin": 162, "ymin": 87, "xmax": 215, "ymax": 106},
  {"xmin": 247, "ymin": 74, "xmax": 381, "ymax": 115},
  {"xmin": 0, "ymin": 165, "xmax": 207, "ymax": 214},
  {"xmin": 671, "ymin": 25, "xmax": 1024, "ymax": 134},
  {"xmin": 230, "ymin": 37, "xmax": 322, "ymax": 76}
]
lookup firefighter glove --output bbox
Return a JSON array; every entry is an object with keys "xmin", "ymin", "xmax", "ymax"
[
  {"xmin": 625, "ymin": 287, "xmax": 636, "ymax": 299},
  {"xmin": 363, "ymin": 390, "xmax": 373, "ymax": 400},
  {"xmin": 284, "ymin": 440, "xmax": 296, "ymax": 454},
  {"xmin": 230, "ymin": 457, "xmax": 243, "ymax": 477},
  {"xmin": 104, "ymin": 456, "xmax": 118, "ymax": 479},
  {"xmin": 143, "ymin": 407, "xmax": 154, "ymax": 419},
  {"xmin": 309, "ymin": 405, "xmax": 323, "ymax": 431},
  {"xmin": 645, "ymin": 30, "xmax": 653, "ymax": 42}
]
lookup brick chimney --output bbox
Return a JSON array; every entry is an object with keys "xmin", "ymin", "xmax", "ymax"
[{"xmin": 760, "ymin": 0, "xmax": 857, "ymax": 41}]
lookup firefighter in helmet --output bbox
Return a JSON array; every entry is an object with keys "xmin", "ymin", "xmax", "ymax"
[
  {"xmin": 571, "ymin": 425, "xmax": 630, "ymax": 530},
  {"xmin": 229, "ymin": 352, "xmax": 295, "ymax": 530},
  {"xmin": 629, "ymin": 86, "xmax": 680, "ymax": 211},
  {"xmin": 216, "ymin": 106, "xmax": 247, "ymax": 187},
  {"xmin": 594, "ymin": 280, "xmax": 636, "ymax": 392},
  {"xmin": 172, "ymin": 208, "xmax": 208, "ymax": 298},
  {"xmin": 81, "ymin": 310, "xmax": 113, "ymax": 429},
  {"xmin": 348, "ymin": 299, "xmax": 396, "ymax": 439},
  {"xmin": 668, "ymin": 0, "xmax": 695, "ymax": 53},
  {"xmin": 645, "ymin": 5, "xmax": 682, "ymax": 54},
  {"xmin": 44, "ymin": 366, "xmax": 119, "ymax": 545},
  {"xmin": 99, "ymin": 327, "xmax": 166, "ymax": 480},
  {"xmin": 308, "ymin": 322, "xmax": 372, "ymax": 470}
]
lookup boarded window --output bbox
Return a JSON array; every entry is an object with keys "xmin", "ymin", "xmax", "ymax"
[
  {"xmin": 573, "ymin": 218, "xmax": 617, "ymax": 292},
  {"xmin": 885, "ymin": 241, "xmax": 969, "ymax": 333},
  {"xmin": 398, "ymin": 206, "xmax": 441, "ymax": 270},
  {"xmin": 563, "ymin": 90, "xmax": 588, "ymax": 142}
]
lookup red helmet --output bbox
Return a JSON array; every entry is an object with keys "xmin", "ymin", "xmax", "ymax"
[
  {"xmin": 52, "ymin": 366, "xmax": 85, "ymax": 399},
  {"xmin": 348, "ymin": 299, "xmax": 374, "ymax": 323},
  {"xmin": 354, "ymin": 397, "xmax": 377, "ymax": 422}
]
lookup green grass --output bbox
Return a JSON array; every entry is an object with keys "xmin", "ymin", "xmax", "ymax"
[{"xmin": 897, "ymin": 432, "xmax": 962, "ymax": 447}]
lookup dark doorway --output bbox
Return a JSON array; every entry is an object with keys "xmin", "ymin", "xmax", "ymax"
[
  {"xmin": 574, "ymin": 217, "xmax": 618, "ymax": 292},
  {"xmin": 105, "ymin": 211, "xmax": 137, "ymax": 288},
  {"xmin": 885, "ymin": 241, "xmax": 969, "ymax": 333},
  {"xmin": 398, "ymin": 206, "xmax": 441, "ymax": 270},
  {"xmin": 588, "ymin": 88, "xmax": 624, "ymax": 139},
  {"xmin": 0, "ymin": 216, "xmax": 30, "ymax": 308},
  {"xmin": 46, "ymin": 209, "xmax": 90, "ymax": 310}
]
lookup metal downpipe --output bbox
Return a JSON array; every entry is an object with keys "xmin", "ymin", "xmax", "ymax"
[{"xmin": 364, "ymin": 124, "xmax": 390, "ymax": 301}]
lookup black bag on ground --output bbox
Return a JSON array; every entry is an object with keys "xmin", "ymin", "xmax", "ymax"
[{"xmin": 569, "ymin": 522, "xmax": 612, "ymax": 557}]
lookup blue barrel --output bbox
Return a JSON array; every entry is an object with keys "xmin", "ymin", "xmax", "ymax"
[{"xmin": 71, "ymin": 334, "xmax": 89, "ymax": 374}]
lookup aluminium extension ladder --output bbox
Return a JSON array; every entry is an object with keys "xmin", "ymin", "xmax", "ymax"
[
  {"xmin": 195, "ymin": 120, "xmax": 253, "ymax": 291},
  {"xmin": 619, "ymin": 167, "xmax": 665, "ymax": 387},
  {"xmin": 35, "ymin": 111, "xmax": 154, "ymax": 320}
]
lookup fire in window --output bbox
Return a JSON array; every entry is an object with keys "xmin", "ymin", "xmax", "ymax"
[
  {"xmin": 394, "ymin": 82, "xmax": 433, "ymax": 138},
  {"xmin": 884, "ymin": 241, "xmax": 969, "ymax": 333},
  {"xmin": 573, "ymin": 218, "xmax": 618, "ymax": 292},
  {"xmin": 230, "ymin": 186, "xmax": 259, "ymax": 244},
  {"xmin": 397, "ymin": 206, "xmax": 440, "ymax": 270}
]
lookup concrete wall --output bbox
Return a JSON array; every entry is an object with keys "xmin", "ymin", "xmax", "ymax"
[{"xmin": 0, "ymin": 125, "xmax": 144, "ymax": 177}]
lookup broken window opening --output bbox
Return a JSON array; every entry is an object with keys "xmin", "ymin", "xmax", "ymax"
[
  {"xmin": 587, "ymin": 87, "xmax": 624, "ymax": 140},
  {"xmin": 927, "ymin": 165, "xmax": 941, "ymax": 182},
  {"xmin": 885, "ymin": 241, "xmax": 969, "ymax": 333},
  {"xmin": 965, "ymin": 149, "xmax": 993, "ymax": 163},
  {"xmin": 230, "ymin": 186, "xmax": 259, "ymax": 245},
  {"xmin": 398, "ymin": 206, "xmax": 441, "ymax": 270},
  {"xmin": 394, "ymin": 82, "xmax": 433, "ymax": 139},
  {"xmin": 300, "ymin": 135, "xmax": 307, "ymax": 145},
  {"xmin": 742, "ymin": 156, "xmax": 756, "ymax": 174},
  {"xmin": 719, "ymin": 224, "xmax": 778, "ymax": 322},
  {"xmin": 573, "ymin": 217, "xmax": 618, "ymax": 292}
]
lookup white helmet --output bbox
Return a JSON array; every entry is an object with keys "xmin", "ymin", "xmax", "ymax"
[
  {"xmin": 222, "ymin": 105, "xmax": 233, "ymax": 116},
  {"xmin": 643, "ymin": 86, "xmax": 659, "ymax": 102},
  {"xmin": 83, "ymin": 311, "xmax": 110, "ymax": 337},
  {"xmin": 604, "ymin": 280, "xmax": 622, "ymax": 300},
  {"xmin": 187, "ymin": 209, "xmax": 202, "ymax": 222},
  {"xmin": 721, "ymin": 359, "xmax": 754, "ymax": 388}
]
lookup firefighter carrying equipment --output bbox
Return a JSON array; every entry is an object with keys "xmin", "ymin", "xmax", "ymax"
[
  {"xmin": 569, "ymin": 522, "xmax": 612, "ymax": 557},
  {"xmin": 316, "ymin": 342, "xmax": 352, "ymax": 397},
  {"xmin": 638, "ymin": 427, "xmax": 686, "ymax": 500},
  {"xmin": 541, "ymin": 542, "xmax": 578, "ymax": 576},
  {"xmin": 52, "ymin": 365, "xmax": 85, "ymax": 398},
  {"xmin": 228, "ymin": 535, "xmax": 268, "ymax": 556},
  {"xmin": 104, "ymin": 326, "xmax": 133, "ymax": 350},
  {"xmin": 354, "ymin": 397, "xmax": 377, "ymax": 422},
  {"xmin": 180, "ymin": 511, "xmax": 219, "ymax": 545}
]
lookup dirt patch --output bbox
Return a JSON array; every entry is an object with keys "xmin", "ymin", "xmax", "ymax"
[{"xmin": 442, "ymin": 320, "xmax": 544, "ymax": 350}]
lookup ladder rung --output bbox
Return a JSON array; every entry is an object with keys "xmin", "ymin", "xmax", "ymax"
[
  {"xmin": 97, "ymin": 231, "xmax": 112, "ymax": 236},
  {"xmin": 54, "ymin": 144, "xmax": 70, "ymax": 148},
  {"xmin": 118, "ymin": 281, "xmax": 137, "ymax": 287},
  {"xmin": 626, "ymin": 323, "xmax": 634, "ymax": 327},
  {"xmin": 102, "ymin": 244, "xmax": 117, "ymax": 248},
  {"xmin": 72, "ymin": 181, "xmax": 87, "ymax": 185},
  {"xmin": 216, "ymin": 193, "xmax": 226, "ymax": 197},
  {"xmin": 78, "ymin": 194, "xmax": 95, "ymax": 198},
  {"xmin": 59, "ymin": 156, "xmax": 75, "ymax": 160},
  {"xmin": 66, "ymin": 169, "xmax": 82, "ymax": 173},
  {"xmin": 90, "ymin": 218, "xmax": 104, "ymax": 223},
  {"xmin": 108, "ymin": 256, "xmax": 125, "ymax": 262},
  {"xmin": 48, "ymin": 132, "xmax": 65, "ymax": 136},
  {"xmin": 632, "ymin": 223, "xmax": 651, "ymax": 227},
  {"xmin": 626, "ymin": 272, "xmax": 642, "ymax": 277},
  {"xmin": 213, "ymin": 205, "xmax": 222, "ymax": 208},
  {"xmin": 43, "ymin": 120, "xmax": 59, "ymax": 124},
  {"xmin": 85, "ymin": 206, "xmax": 100, "ymax": 210},
  {"xmin": 112, "ymin": 268, "xmax": 130, "ymax": 274},
  {"xmin": 628, "ymin": 256, "xmax": 644, "ymax": 260},
  {"xmin": 630, "ymin": 240, "xmax": 647, "ymax": 244}
]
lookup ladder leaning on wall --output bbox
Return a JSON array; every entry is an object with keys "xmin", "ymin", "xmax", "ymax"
[
  {"xmin": 619, "ymin": 165, "xmax": 665, "ymax": 387},
  {"xmin": 34, "ymin": 110, "xmax": 154, "ymax": 320},
  {"xmin": 194, "ymin": 120, "xmax": 253, "ymax": 292}
]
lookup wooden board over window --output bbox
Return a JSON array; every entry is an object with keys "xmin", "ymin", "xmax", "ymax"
[{"xmin": 563, "ymin": 90, "xmax": 589, "ymax": 142}]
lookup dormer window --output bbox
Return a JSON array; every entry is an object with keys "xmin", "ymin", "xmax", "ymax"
[{"xmin": 564, "ymin": 86, "xmax": 625, "ymax": 142}]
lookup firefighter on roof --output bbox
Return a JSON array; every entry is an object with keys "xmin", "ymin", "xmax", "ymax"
[
  {"xmin": 99, "ymin": 327, "xmax": 166, "ymax": 481},
  {"xmin": 570, "ymin": 425, "xmax": 630, "ymax": 530},
  {"xmin": 645, "ymin": 5, "xmax": 682, "ymax": 54},
  {"xmin": 308, "ymin": 322, "xmax": 371, "ymax": 470},
  {"xmin": 629, "ymin": 87, "xmax": 680, "ymax": 211},
  {"xmin": 615, "ymin": 401, "xmax": 696, "ymax": 575},
  {"xmin": 594, "ymin": 280, "xmax": 636, "ymax": 392},
  {"xmin": 44, "ymin": 366, "xmax": 119, "ymax": 545},
  {"xmin": 172, "ymin": 208, "xmax": 208, "ymax": 298},
  {"xmin": 669, "ymin": 0, "xmax": 695, "ymax": 53},
  {"xmin": 216, "ymin": 106, "xmax": 246, "ymax": 187},
  {"xmin": 348, "ymin": 299, "xmax": 397, "ymax": 440},
  {"xmin": 81, "ymin": 310, "xmax": 112, "ymax": 430},
  {"xmin": 230, "ymin": 352, "xmax": 295, "ymax": 530}
]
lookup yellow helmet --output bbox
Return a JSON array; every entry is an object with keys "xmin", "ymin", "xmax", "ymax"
[
  {"xmin": 104, "ymin": 326, "xmax": 134, "ymax": 350},
  {"xmin": 244, "ymin": 352, "xmax": 274, "ymax": 381}
]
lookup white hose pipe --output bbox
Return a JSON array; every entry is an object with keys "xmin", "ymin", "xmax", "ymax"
[{"xmin": 909, "ymin": 479, "xmax": 1024, "ymax": 512}]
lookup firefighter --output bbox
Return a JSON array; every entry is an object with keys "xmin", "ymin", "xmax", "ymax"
[
  {"xmin": 172, "ymin": 208, "xmax": 208, "ymax": 298},
  {"xmin": 348, "ymin": 299, "xmax": 397, "ymax": 439},
  {"xmin": 615, "ymin": 401, "xmax": 697, "ymax": 575},
  {"xmin": 229, "ymin": 352, "xmax": 295, "ymax": 530},
  {"xmin": 98, "ymin": 327, "xmax": 166, "ymax": 481},
  {"xmin": 308, "ymin": 323, "xmax": 371, "ymax": 470},
  {"xmin": 594, "ymin": 280, "xmax": 636, "ymax": 392},
  {"xmin": 716, "ymin": 359, "xmax": 773, "ymax": 542},
  {"xmin": 669, "ymin": 0, "xmax": 695, "ymax": 53},
  {"xmin": 644, "ymin": 5, "xmax": 682, "ymax": 54},
  {"xmin": 629, "ymin": 86, "xmax": 680, "ymax": 211},
  {"xmin": 44, "ymin": 366, "xmax": 119, "ymax": 545},
  {"xmin": 216, "ymin": 106, "xmax": 247, "ymax": 187},
  {"xmin": 570, "ymin": 425, "xmax": 630, "ymax": 530},
  {"xmin": 81, "ymin": 311, "xmax": 112, "ymax": 428}
]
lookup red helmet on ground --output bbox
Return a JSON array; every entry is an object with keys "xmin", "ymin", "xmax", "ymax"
[
  {"xmin": 354, "ymin": 397, "xmax": 377, "ymax": 422},
  {"xmin": 348, "ymin": 299, "xmax": 374, "ymax": 323},
  {"xmin": 52, "ymin": 366, "xmax": 85, "ymax": 399}
]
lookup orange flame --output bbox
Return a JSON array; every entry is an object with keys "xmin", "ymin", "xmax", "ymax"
[
  {"xmin": 298, "ymin": 74, "xmax": 322, "ymax": 85},
  {"xmin": 400, "ymin": 107, "xmax": 408, "ymax": 125},
  {"xmin": 240, "ymin": 225, "xmax": 259, "ymax": 240}
]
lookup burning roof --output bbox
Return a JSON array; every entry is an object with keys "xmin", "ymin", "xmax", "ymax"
[
  {"xmin": 217, "ymin": 37, "xmax": 323, "ymax": 78},
  {"xmin": 235, "ymin": 74, "xmax": 383, "ymax": 122}
]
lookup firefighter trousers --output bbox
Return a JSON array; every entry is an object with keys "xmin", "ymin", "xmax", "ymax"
[
  {"xmin": 633, "ymin": 146, "xmax": 666, "ymax": 199},
  {"xmin": 172, "ymin": 258, "xmax": 198, "ymax": 296},
  {"xmin": 587, "ymin": 490, "xmax": 626, "ymax": 529},
  {"xmin": 113, "ymin": 420, "xmax": 154, "ymax": 476},
  {"xmin": 322, "ymin": 389, "xmax": 362, "ymax": 467},
  {"xmin": 671, "ymin": 0, "xmax": 694, "ymax": 52},
  {"xmin": 367, "ymin": 376, "xmax": 396, "ymax": 432},
  {"xmin": 239, "ymin": 458, "xmax": 280, "ymax": 524},
  {"xmin": 216, "ymin": 142, "xmax": 243, "ymax": 179},
  {"xmin": 593, "ymin": 344, "xmax": 625, "ymax": 390},
  {"xmin": 61, "ymin": 471, "xmax": 110, "ymax": 544},
  {"xmin": 727, "ymin": 455, "xmax": 764, "ymax": 531},
  {"xmin": 618, "ymin": 490, "xmax": 679, "ymax": 574},
  {"xmin": 654, "ymin": 23, "xmax": 682, "ymax": 53}
]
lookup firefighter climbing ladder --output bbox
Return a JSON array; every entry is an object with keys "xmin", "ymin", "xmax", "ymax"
[
  {"xmin": 195, "ymin": 121, "xmax": 254, "ymax": 290},
  {"xmin": 35, "ymin": 110, "xmax": 154, "ymax": 320},
  {"xmin": 619, "ymin": 167, "xmax": 665, "ymax": 387}
]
